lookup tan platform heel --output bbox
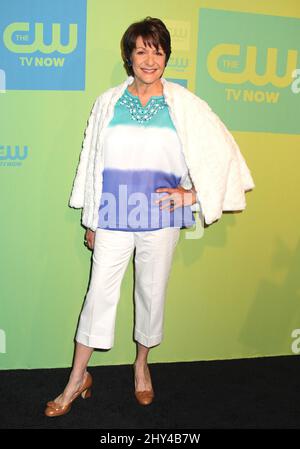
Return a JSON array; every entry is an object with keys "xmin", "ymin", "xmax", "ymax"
[{"xmin": 44, "ymin": 371, "xmax": 92, "ymax": 417}]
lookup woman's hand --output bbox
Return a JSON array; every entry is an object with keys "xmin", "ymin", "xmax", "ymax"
[
  {"xmin": 154, "ymin": 186, "xmax": 198, "ymax": 212},
  {"xmin": 84, "ymin": 228, "xmax": 95, "ymax": 250}
]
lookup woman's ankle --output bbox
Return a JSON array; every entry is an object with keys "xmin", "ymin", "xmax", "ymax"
[
  {"xmin": 69, "ymin": 368, "xmax": 87, "ymax": 383},
  {"xmin": 134, "ymin": 360, "xmax": 148, "ymax": 370}
]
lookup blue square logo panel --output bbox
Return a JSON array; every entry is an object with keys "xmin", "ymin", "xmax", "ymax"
[{"xmin": 0, "ymin": 0, "xmax": 87, "ymax": 90}]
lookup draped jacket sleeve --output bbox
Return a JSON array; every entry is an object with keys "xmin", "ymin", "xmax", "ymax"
[{"xmin": 68, "ymin": 96, "xmax": 102, "ymax": 209}]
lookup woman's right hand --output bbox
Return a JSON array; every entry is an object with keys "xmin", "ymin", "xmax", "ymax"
[{"xmin": 84, "ymin": 228, "xmax": 95, "ymax": 250}]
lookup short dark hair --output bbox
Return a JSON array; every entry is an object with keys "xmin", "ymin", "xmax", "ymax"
[{"xmin": 121, "ymin": 17, "xmax": 172, "ymax": 76}]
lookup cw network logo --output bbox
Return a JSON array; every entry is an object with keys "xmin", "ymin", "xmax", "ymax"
[
  {"xmin": 164, "ymin": 19, "xmax": 191, "ymax": 74},
  {"xmin": 4, "ymin": 22, "xmax": 78, "ymax": 54},
  {"xmin": 4, "ymin": 22, "xmax": 78, "ymax": 69},
  {"xmin": 0, "ymin": 0, "xmax": 87, "ymax": 90},
  {"xmin": 196, "ymin": 8, "xmax": 300, "ymax": 134},
  {"xmin": 168, "ymin": 56, "xmax": 189, "ymax": 73},
  {"xmin": 0, "ymin": 145, "xmax": 29, "ymax": 167},
  {"xmin": 207, "ymin": 44, "xmax": 296, "ymax": 100},
  {"xmin": 164, "ymin": 20, "xmax": 191, "ymax": 52}
]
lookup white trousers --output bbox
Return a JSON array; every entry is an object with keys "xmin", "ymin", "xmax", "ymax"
[{"xmin": 75, "ymin": 226, "xmax": 180, "ymax": 349}]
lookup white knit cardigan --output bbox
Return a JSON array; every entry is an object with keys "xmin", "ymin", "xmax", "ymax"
[{"xmin": 69, "ymin": 75, "xmax": 255, "ymax": 231}]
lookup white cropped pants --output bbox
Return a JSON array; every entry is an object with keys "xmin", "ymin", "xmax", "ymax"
[{"xmin": 75, "ymin": 226, "xmax": 180, "ymax": 349}]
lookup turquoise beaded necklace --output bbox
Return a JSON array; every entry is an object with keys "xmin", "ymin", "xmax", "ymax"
[{"xmin": 118, "ymin": 88, "xmax": 167, "ymax": 124}]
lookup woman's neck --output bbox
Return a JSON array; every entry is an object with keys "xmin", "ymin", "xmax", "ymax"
[{"xmin": 128, "ymin": 79, "xmax": 163, "ymax": 97}]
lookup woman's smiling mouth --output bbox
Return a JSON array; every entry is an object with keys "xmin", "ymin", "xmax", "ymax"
[{"xmin": 141, "ymin": 68, "xmax": 157, "ymax": 73}]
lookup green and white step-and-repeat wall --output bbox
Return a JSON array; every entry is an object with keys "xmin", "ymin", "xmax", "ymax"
[{"xmin": 1, "ymin": 0, "xmax": 300, "ymax": 369}]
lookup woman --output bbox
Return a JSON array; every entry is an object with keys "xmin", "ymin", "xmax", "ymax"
[{"xmin": 44, "ymin": 17, "xmax": 254, "ymax": 417}]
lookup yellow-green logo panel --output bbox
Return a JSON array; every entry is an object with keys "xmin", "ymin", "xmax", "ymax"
[{"xmin": 196, "ymin": 8, "xmax": 300, "ymax": 134}]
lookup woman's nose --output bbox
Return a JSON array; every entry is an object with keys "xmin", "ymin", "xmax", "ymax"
[{"xmin": 145, "ymin": 55, "xmax": 155, "ymax": 65}]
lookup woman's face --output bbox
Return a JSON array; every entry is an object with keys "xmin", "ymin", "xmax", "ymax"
[{"xmin": 130, "ymin": 35, "xmax": 166, "ymax": 86}]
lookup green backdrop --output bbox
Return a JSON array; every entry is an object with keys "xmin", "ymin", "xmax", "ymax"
[{"xmin": 1, "ymin": 0, "xmax": 300, "ymax": 369}]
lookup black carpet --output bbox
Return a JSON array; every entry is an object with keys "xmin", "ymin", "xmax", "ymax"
[{"xmin": 0, "ymin": 355, "xmax": 299, "ymax": 429}]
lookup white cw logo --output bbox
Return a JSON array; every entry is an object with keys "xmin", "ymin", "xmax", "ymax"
[{"xmin": 3, "ymin": 22, "xmax": 78, "ymax": 54}]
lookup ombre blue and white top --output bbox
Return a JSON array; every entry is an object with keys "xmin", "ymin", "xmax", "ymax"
[{"xmin": 97, "ymin": 87, "xmax": 196, "ymax": 231}]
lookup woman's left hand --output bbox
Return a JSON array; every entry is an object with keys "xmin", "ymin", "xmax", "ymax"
[{"xmin": 154, "ymin": 186, "xmax": 197, "ymax": 212}]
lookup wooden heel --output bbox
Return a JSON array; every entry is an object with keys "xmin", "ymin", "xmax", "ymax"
[{"xmin": 81, "ymin": 387, "xmax": 92, "ymax": 399}]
